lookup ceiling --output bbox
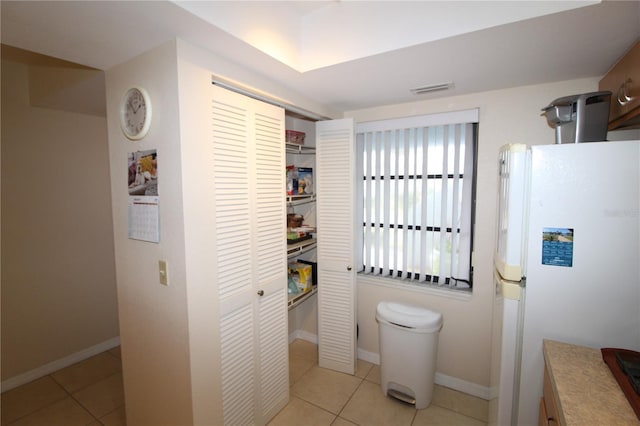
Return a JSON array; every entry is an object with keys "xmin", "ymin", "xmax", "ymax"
[{"xmin": 2, "ymin": 1, "xmax": 639, "ymax": 113}]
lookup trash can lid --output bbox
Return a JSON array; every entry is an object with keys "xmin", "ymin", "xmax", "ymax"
[{"xmin": 376, "ymin": 301, "xmax": 442, "ymax": 330}]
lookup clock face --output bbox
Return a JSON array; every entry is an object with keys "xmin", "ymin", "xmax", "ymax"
[{"xmin": 120, "ymin": 87, "xmax": 152, "ymax": 140}]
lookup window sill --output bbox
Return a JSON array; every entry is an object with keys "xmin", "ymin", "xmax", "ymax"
[{"xmin": 357, "ymin": 273, "xmax": 472, "ymax": 302}]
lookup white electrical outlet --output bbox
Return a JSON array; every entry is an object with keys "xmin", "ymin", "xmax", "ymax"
[{"xmin": 159, "ymin": 260, "xmax": 169, "ymax": 286}]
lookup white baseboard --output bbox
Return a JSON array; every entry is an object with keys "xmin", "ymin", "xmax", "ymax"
[
  {"xmin": 357, "ymin": 347, "xmax": 380, "ymax": 365},
  {"xmin": 434, "ymin": 372, "xmax": 491, "ymax": 400},
  {"xmin": 1, "ymin": 337, "xmax": 121, "ymax": 393},
  {"xmin": 357, "ymin": 347, "xmax": 490, "ymax": 401},
  {"xmin": 288, "ymin": 330, "xmax": 317, "ymax": 344},
  {"xmin": 290, "ymin": 331, "xmax": 491, "ymax": 401},
  {"xmin": 4, "ymin": 333, "xmax": 490, "ymax": 401}
]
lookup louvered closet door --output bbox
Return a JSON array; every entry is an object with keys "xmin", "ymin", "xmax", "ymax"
[
  {"xmin": 211, "ymin": 85, "xmax": 288, "ymax": 426},
  {"xmin": 316, "ymin": 119, "xmax": 357, "ymax": 375}
]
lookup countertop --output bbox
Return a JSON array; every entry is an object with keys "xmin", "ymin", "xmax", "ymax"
[{"xmin": 543, "ymin": 339, "xmax": 640, "ymax": 425}]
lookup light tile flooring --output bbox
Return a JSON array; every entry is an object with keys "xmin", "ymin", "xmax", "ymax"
[
  {"xmin": 276, "ymin": 339, "xmax": 488, "ymax": 426},
  {"xmin": 1, "ymin": 346, "xmax": 125, "ymax": 426},
  {"xmin": 1, "ymin": 341, "xmax": 488, "ymax": 426}
]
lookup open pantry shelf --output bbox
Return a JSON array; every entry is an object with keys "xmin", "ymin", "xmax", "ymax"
[
  {"xmin": 287, "ymin": 238, "xmax": 317, "ymax": 258},
  {"xmin": 288, "ymin": 286, "xmax": 317, "ymax": 310},
  {"xmin": 286, "ymin": 193, "xmax": 316, "ymax": 206},
  {"xmin": 286, "ymin": 143, "xmax": 315, "ymax": 155}
]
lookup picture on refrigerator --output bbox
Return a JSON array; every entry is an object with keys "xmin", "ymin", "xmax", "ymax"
[{"xmin": 541, "ymin": 227, "xmax": 573, "ymax": 267}]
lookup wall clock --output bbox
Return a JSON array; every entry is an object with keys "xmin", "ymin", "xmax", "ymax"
[{"xmin": 120, "ymin": 87, "xmax": 152, "ymax": 140}]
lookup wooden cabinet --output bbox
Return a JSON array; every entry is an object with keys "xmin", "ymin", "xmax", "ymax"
[
  {"xmin": 539, "ymin": 365, "xmax": 561, "ymax": 426},
  {"xmin": 599, "ymin": 40, "xmax": 640, "ymax": 130}
]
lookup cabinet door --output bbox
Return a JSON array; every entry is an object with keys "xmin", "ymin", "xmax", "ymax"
[
  {"xmin": 542, "ymin": 366, "xmax": 560, "ymax": 426},
  {"xmin": 316, "ymin": 118, "xmax": 357, "ymax": 375},
  {"xmin": 599, "ymin": 40, "xmax": 640, "ymax": 128},
  {"xmin": 538, "ymin": 398, "xmax": 548, "ymax": 426},
  {"xmin": 211, "ymin": 85, "xmax": 288, "ymax": 425}
]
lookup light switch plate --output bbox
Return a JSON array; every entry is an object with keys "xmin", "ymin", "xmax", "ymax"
[{"xmin": 159, "ymin": 260, "xmax": 169, "ymax": 286}]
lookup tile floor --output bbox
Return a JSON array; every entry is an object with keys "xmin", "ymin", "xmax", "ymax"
[
  {"xmin": 1, "ymin": 340, "xmax": 488, "ymax": 426},
  {"xmin": 1, "ymin": 346, "xmax": 125, "ymax": 426},
  {"xmin": 274, "ymin": 339, "xmax": 488, "ymax": 426}
]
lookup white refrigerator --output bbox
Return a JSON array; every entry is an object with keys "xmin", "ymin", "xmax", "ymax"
[{"xmin": 490, "ymin": 140, "xmax": 640, "ymax": 426}]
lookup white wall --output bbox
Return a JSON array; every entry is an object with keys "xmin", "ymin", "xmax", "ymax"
[
  {"xmin": 104, "ymin": 34, "xmax": 607, "ymax": 420},
  {"xmin": 346, "ymin": 78, "xmax": 599, "ymax": 392},
  {"xmin": 288, "ymin": 294, "xmax": 318, "ymax": 341},
  {"xmin": 105, "ymin": 38, "xmax": 342, "ymax": 425},
  {"xmin": 1, "ymin": 57, "xmax": 119, "ymax": 383},
  {"xmin": 175, "ymin": 41, "xmax": 225, "ymax": 426},
  {"xmin": 106, "ymin": 41, "xmax": 195, "ymax": 425}
]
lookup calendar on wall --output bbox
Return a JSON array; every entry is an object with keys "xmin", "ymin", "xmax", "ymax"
[
  {"xmin": 128, "ymin": 196, "xmax": 160, "ymax": 242},
  {"xmin": 127, "ymin": 150, "xmax": 160, "ymax": 243}
]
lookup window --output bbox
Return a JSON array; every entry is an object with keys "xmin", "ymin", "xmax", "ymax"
[{"xmin": 356, "ymin": 109, "xmax": 478, "ymax": 289}]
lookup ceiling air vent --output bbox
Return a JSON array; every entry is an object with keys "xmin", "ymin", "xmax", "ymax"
[{"xmin": 410, "ymin": 82, "xmax": 453, "ymax": 95}]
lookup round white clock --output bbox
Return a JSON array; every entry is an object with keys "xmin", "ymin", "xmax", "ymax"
[{"xmin": 120, "ymin": 87, "xmax": 152, "ymax": 140}]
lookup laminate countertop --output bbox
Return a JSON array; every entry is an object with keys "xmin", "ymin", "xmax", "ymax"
[{"xmin": 543, "ymin": 339, "xmax": 639, "ymax": 425}]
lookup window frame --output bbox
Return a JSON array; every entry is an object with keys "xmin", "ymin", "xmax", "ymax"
[{"xmin": 355, "ymin": 109, "xmax": 478, "ymax": 290}]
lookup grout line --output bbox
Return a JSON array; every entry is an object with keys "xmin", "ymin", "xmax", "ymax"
[
  {"xmin": 3, "ymin": 374, "xmax": 92, "ymax": 426},
  {"xmin": 335, "ymin": 374, "xmax": 365, "ymax": 422},
  {"xmin": 409, "ymin": 406, "xmax": 418, "ymax": 426},
  {"xmin": 287, "ymin": 394, "xmax": 341, "ymax": 422},
  {"xmin": 70, "ymin": 371, "xmax": 124, "ymax": 424},
  {"xmin": 49, "ymin": 372, "xmax": 103, "ymax": 424},
  {"xmin": 8, "ymin": 351, "xmax": 125, "ymax": 426}
]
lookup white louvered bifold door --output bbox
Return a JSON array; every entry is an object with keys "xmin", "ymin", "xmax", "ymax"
[
  {"xmin": 253, "ymin": 107, "xmax": 289, "ymax": 425},
  {"xmin": 211, "ymin": 84, "xmax": 288, "ymax": 426},
  {"xmin": 316, "ymin": 118, "xmax": 357, "ymax": 375}
]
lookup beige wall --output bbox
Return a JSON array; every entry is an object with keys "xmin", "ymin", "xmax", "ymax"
[
  {"xmin": 104, "ymin": 38, "xmax": 336, "ymax": 425},
  {"xmin": 106, "ymin": 41, "xmax": 196, "ymax": 425},
  {"xmin": 1, "ymin": 57, "xmax": 119, "ymax": 381},
  {"xmin": 346, "ymin": 78, "xmax": 599, "ymax": 390}
]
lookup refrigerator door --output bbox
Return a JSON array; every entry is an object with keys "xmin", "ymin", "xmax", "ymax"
[
  {"xmin": 516, "ymin": 140, "xmax": 640, "ymax": 425},
  {"xmin": 489, "ymin": 271, "xmax": 524, "ymax": 426},
  {"xmin": 495, "ymin": 144, "xmax": 530, "ymax": 281}
]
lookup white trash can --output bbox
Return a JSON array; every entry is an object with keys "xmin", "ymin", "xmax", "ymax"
[{"xmin": 376, "ymin": 301, "xmax": 443, "ymax": 409}]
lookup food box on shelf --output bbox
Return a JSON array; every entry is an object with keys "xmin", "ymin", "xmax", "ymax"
[
  {"xmin": 287, "ymin": 213, "xmax": 304, "ymax": 228},
  {"xmin": 286, "ymin": 166, "xmax": 313, "ymax": 196},
  {"xmin": 288, "ymin": 262, "xmax": 313, "ymax": 292},
  {"xmin": 286, "ymin": 165, "xmax": 298, "ymax": 195},
  {"xmin": 286, "ymin": 129, "xmax": 306, "ymax": 145},
  {"xmin": 297, "ymin": 167, "xmax": 313, "ymax": 195},
  {"xmin": 286, "ymin": 226, "xmax": 315, "ymax": 244},
  {"xmin": 297, "ymin": 260, "xmax": 317, "ymax": 287}
]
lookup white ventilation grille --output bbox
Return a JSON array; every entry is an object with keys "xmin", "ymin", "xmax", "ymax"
[{"xmin": 410, "ymin": 82, "xmax": 453, "ymax": 95}]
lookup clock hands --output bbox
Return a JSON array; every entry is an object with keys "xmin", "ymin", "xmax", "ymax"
[{"xmin": 127, "ymin": 99, "xmax": 142, "ymax": 114}]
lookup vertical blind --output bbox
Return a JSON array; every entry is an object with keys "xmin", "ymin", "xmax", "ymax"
[{"xmin": 356, "ymin": 110, "xmax": 477, "ymax": 288}]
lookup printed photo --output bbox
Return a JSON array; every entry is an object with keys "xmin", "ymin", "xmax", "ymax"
[{"xmin": 128, "ymin": 150, "xmax": 158, "ymax": 196}]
